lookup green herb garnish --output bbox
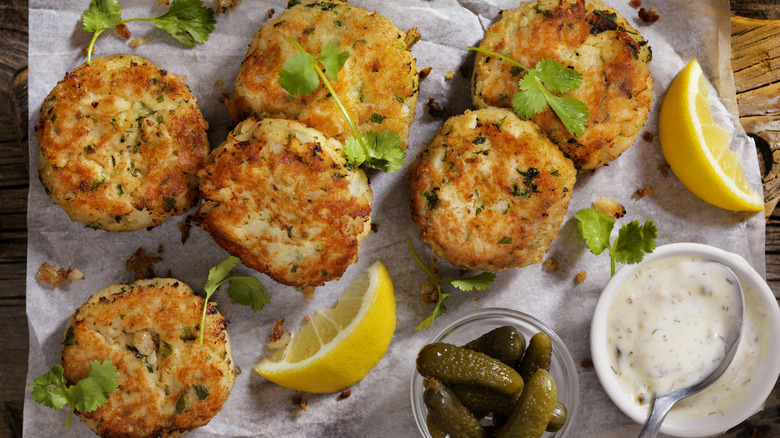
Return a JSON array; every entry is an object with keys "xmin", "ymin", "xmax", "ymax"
[
  {"xmin": 278, "ymin": 38, "xmax": 406, "ymax": 172},
  {"xmin": 82, "ymin": 0, "xmax": 216, "ymax": 64},
  {"xmin": 574, "ymin": 208, "xmax": 657, "ymax": 276},
  {"xmin": 199, "ymin": 256, "xmax": 270, "ymax": 344},
  {"xmin": 407, "ymin": 237, "xmax": 496, "ymax": 331},
  {"xmin": 468, "ymin": 47, "xmax": 589, "ymax": 137},
  {"xmin": 29, "ymin": 360, "xmax": 120, "ymax": 429}
]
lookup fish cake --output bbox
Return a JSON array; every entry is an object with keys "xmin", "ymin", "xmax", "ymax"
[
  {"xmin": 409, "ymin": 108, "xmax": 576, "ymax": 271},
  {"xmin": 61, "ymin": 278, "xmax": 236, "ymax": 437},
  {"xmin": 472, "ymin": 0, "xmax": 653, "ymax": 170},
  {"xmin": 226, "ymin": 0, "xmax": 419, "ymax": 149},
  {"xmin": 35, "ymin": 55, "xmax": 210, "ymax": 231},
  {"xmin": 197, "ymin": 117, "xmax": 372, "ymax": 288}
]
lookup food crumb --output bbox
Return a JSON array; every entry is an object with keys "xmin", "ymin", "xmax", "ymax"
[
  {"xmin": 125, "ymin": 247, "xmax": 163, "ymax": 281},
  {"xmin": 445, "ymin": 70, "xmax": 455, "ymax": 80},
  {"xmin": 157, "ymin": 0, "xmax": 170, "ymax": 5},
  {"xmin": 404, "ymin": 27, "xmax": 421, "ymax": 49},
  {"xmin": 268, "ymin": 319, "xmax": 292, "ymax": 350},
  {"xmin": 658, "ymin": 164, "xmax": 671, "ymax": 177},
  {"xmin": 575, "ymin": 271, "xmax": 587, "ymax": 284},
  {"xmin": 593, "ymin": 197, "xmax": 626, "ymax": 219},
  {"xmin": 420, "ymin": 256, "xmax": 440, "ymax": 304},
  {"xmin": 216, "ymin": 0, "xmax": 243, "ymax": 14},
  {"xmin": 629, "ymin": 0, "xmax": 641, "ymax": 7},
  {"xmin": 114, "ymin": 23, "xmax": 131, "ymax": 39},
  {"xmin": 633, "ymin": 185, "xmax": 655, "ymax": 199},
  {"xmin": 337, "ymin": 390, "xmax": 351, "ymax": 401},
  {"xmin": 37, "ymin": 262, "xmax": 84, "ymax": 287},
  {"xmin": 426, "ymin": 97, "xmax": 450, "ymax": 118},
  {"xmin": 581, "ymin": 358, "xmax": 594, "ymax": 368},
  {"xmin": 641, "ymin": 131, "xmax": 654, "ymax": 142},
  {"xmin": 301, "ymin": 286, "xmax": 315, "ymax": 300},
  {"xmin": 266, "ymin": 8, "xmax": 275, "ymax": 19},
  {"xmin": 178, "ymin": 214, "xmax": 197, "ymax": 244},
  {"xmin": 638, "ymin": 7, "xmax": 660, "ymax": 23},
  {"xmin": 292, "ymin": 395, "xmax": 307, "ymax": 411},
  {"xmin": 418, "ymin": 67, "xmax": 432, "ymax": 80},
  {"xmin": 129, "ymin": 37, "xmax": 148, "ymax": 48},
  {"xmin": 218, "ymin": 90, "xmax": 230, "ymax": 105},
  {"xmin": 543, "ymin": 258, "xmax": 559, "ymax": 272},
  {"xmin": 214, "ymin": 79, "xmax": 224, "ymax": 88}
]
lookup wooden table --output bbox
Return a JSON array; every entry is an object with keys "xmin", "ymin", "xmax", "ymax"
[{"xmin": 1, "ymin": 1, "xmax": 778, "ymax": 437}]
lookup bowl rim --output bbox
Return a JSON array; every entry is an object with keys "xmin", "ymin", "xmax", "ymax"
[
  {"xmin": 590, "ymin": 242, "xmax": 780, "ymax": 437},
  {"xmin": 410, "ymin": 307, "xmax": 580, "ymax": 437}
]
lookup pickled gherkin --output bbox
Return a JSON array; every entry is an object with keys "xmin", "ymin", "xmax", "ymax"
[
  {"xmin": 546, "ymin": 400, "xmax": 568, "ymax": 432},
  {"xmin": 450, "ymin": 384, "xmax": 515, "ymax": 418},
  {"xmin": 423, "ymin": 378, "xmax": 487, "ymax": 438},
  {"xmin": 417, "ymin": 343, "xmax": 524, "ymax": 397},
  {"xmin": 496, "ymin": 369, "xmax": 558, "ymax": 438},
  {"xmin": 517, "ymin": 332, "xmax": 552, "ymax": 382},
  {"xmin": 463, "ymin": 325, "xmax": 526, "ymax": 367}
]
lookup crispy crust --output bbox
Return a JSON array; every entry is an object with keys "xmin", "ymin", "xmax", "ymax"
[
  {"xmin": 472, "ymin": 0, "xmax": 653, "ymax": 170},
  {"xmin": 409, "ymin": 108, "xmax": 576, "ymax": 271},
  {"xmin": 61, "ymin": 279, "xmax": 236, "ymax": 438},
  {"xmin": 197, "ymin": 117, "xmax": 372, "ymax": 288},
  {"xmin": 226, "ymin": 0, "xmax": 418, "ymax": 149},
  {"xmin": 35, "ymin": 55, "xmax": 210, "ymax": 231}
]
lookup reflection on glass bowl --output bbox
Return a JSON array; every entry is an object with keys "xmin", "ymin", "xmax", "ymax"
[{"xmin": 410, "ymin": 308, "xmax": 579, "ymax": 437}]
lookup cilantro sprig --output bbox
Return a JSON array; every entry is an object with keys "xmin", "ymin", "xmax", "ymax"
[
  {"xmin": 407, "ymin": 237, "xmax": 496, "ymax": 331},
  {"xmin": 468, "ymin": 47, "xmax": 589, "ymax": 137},
  {"xmin": 278, "ymin": 37, "xmax": 406, "ymax": 172},
  {"xmin": 29, "ymin": 360, "xmax": 120, "ymax": 429},
  {"xmin": 574, "ymin": 208, "xmax": 657, "ymax": 276},
  {"xmin": 82, "ymin": 0, "xmax": 216, "ymax": 64},
  {"xmin": 199, "ymin": 256, "xmax": 270, "ymax": 344}
]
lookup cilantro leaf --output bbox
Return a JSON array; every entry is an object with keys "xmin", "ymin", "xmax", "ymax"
[
  {"xmin": 513, "ymin": 72, "xmax": 547, "ymax": 118},
  {"xmin": 199, "ymin": 256, "xmax": 269, "ymax": 344},
  {"xmin": 29, "ymin": 360, "xmax": 119, "ymax": 429},
  {"xmin": 574, "ymin": 208, "xmax": 658, "ymax": 276},
  {"xmin": 82, "ymin": 0, "xmax": 122, "ymax": 33},
  {"xmin": 360, "ymin": 130, "xmax": 405, "ymax": 172},
  {"xmin": 546, "ymin": 94, "xmax": 589, "ymax": 138},
  {"xmin": 343, "ymin": 136, "xmax": 367, "ymax": 167},
  {"xmin": 278, "ymin": 51, "xmax": 319, "ymax": 95},
  {"xmin": 149, "ymin": 0, "xmax": 216, "ymax": 49},
  {"xmin": 407, "ymin": 237, "xmax": 495, "ymax": 330},
  {"xmin": 320, "ymin": 41, "xmax": 349, "ymax": 81},
  {"xmin": 574, "ymin": 208, "xmax": 614, "ymax": 256},
  {"xmin": 533, "ymin": 58, "xmax": 582, "ymax": 94}
]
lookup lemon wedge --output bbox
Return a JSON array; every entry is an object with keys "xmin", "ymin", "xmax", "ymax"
[
  {"xmin": 253, "ymin": 261, "xmax": 396, "ymax": 393},
  {"xmin": 658, "ymin": 59, "xmax": 763, "ymax": 212}
]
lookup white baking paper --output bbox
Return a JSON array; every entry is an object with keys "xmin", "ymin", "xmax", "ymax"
[{"xmin": 25, "ymin": 1, "xmax": 765, "ymax": 437}]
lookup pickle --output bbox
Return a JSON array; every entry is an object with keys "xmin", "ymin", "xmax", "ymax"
[
  {"xmin": 545, "ymin": 400, "xmax": 568, "ymax": 432},
  {"xmin": 426, "ymin": 413, "xmax": 448, "ymax": 438},
  {"xmin": 450, "ymin": 384, "xmax": 515, "ymax": 418},
  {"xmin": 423, "ymin": 378, "xmax": 487, "ymax": 438},
  {"xmin": 495, "ymin": 369, "xmax": 558, "ymax": 438},
  {"xmin": 516, "ymin": 332, "xmax": 552, "ymax": 382},
  {"xmin": 417, "ymin": 343, "xmax": 524, "ymax": 396},
  {"xmin": 463, "ymin": 325, "xmax": 526, "ymax": 367}
]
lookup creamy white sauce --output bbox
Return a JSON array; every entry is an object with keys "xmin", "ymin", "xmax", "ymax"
[{"xmin": 606, "ymin": 255, "xmax": 767, "ymax": 419}]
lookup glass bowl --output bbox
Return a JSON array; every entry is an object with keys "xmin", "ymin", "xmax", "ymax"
[
  {"xmin": 410, "ymin": 308, "xmax": 579, "ymax": 437},
  {"xmin": 591, "ymin": 243, "xmax": 780, "ymax": 437}
]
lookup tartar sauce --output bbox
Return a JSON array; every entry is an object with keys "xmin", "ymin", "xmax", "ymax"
[{"xmin": 606, "ymin": 255, "xmax": 768, "ymax": 419}]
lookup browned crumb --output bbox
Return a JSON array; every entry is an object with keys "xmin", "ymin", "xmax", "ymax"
[
  {"xmin": 575, "ymin": 271, "xmax": 587, "ymax": 284},
  {"xmin": 301, "ymin": 286, "xmax": 315, "ymax": 300},
  {"xmin": 542, "ymin": 258, "xmax": 559, "ymax": 272},
  {"xmin": 37, "ymin": 262, "xmax": 84, "ymax": 287},
  {"xmin": 420, "ymin": 256, "xmax": 440, "ymax": 304},
  {"xmin": 658, "ymin": 164, "xmax": 671, "ymax": 177},
  {"xmin": 638, "ymin": 7, "xmax": 660, "ymax": 23},
  {"xmin": 219, "ymin": 89, "xmax": 230, "ymax": 105},
  {"xmin": 157, "ymin": 244, "xmax": 164, "ymax": 253},
  {"xmin": 426, "ymin": 97, "xmax": 450, "ymax": 118},
  {"xmin": 292, "ymin": 395, "xmax": 307, "ymax": 411},
  {"xmin": 303, "ymin": 316, "xmax": 311, "ymax": 322},
  {"xmin": 444, "ymin": 70, "xmax": 455, "ymax": 80},
  {"xmin": 633, "ymin": 185, "xmax": 655, "ymax": 200},
  {"xmin": 629, "ymin": 0, "xmax": 641, "ymax": 7},
  {"xmin": 581, "ymin": 358, "xmax": 594, "ymax": 368},
  {"xmin": 337, "ymin": 390, "xmax": 351, "ymax": 401},
  {"xmin": 125, "ymin": 247, "xmax": 162, "ymax": 280},
  {"xmin": 114, "ymin": 23, "xmax": 131, "ymax": 39},
  {"xmin": 157, "ymin": 0, "xmax": 171, "ymax": 5},
  {"xmin": 178, "ymin": 214, "xmax": 196, "ymax": 244},
  {"xmin": 404, "ymin": 27, "xmax": 421, "ymax": 49},
  {"xmin": 214, "ymin": 79, "xmax": 224, "ymax": 88},
  {"xmin": 641, "ymin": 131, "xmax": 654, "ymax": 142},
  {"xmin": 269, "ymin": 319, "xmax": 286, "ymax": 342},
  {"xmin": 593, "ymin": 197, "xmax": 626, "ymax": 219},
  {"xmin": 129, "ymin": 37, "xmax": 148, "ymax": 47},
  {"xmin": 268, "ymin": 319, "xmax": 292, "ymax": 350},
  {"xmin": 266, "ymin": 8, "xmax": 275, "ymax": 19},
  {"xmin": 418, "ymin": 66, "xmax": 432, "ymax": 80},
  {"xmin": 216, "ymin": 0, "xmax": 243, "ymax": 14},
  {"xmin": 371, "ymin": 222, "xmax": 380, "ymax": 233}
]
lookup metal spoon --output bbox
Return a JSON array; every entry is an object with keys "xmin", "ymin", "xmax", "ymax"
[{"xmin": 637, "ymin": 262, "xmax": 745, "ymax": 438}]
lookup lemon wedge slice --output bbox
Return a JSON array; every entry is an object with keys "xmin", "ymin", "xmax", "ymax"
[
  {"xmin": 658, "ymin": 59, "xmax": 763, "ymax": 212},
  {"xmin": 253, "ymin": 261, "xmax": 396, "ymax": 393}
]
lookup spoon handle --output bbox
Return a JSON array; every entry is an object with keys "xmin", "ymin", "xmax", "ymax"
[{"xmin": 637, "ymin": 395, "xmax": 678, "ymax": 438}]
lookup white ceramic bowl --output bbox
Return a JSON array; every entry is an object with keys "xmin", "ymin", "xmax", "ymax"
[
  {"xmin": 591, "ymin": 243, "xmax": 780, "ymax": 437},
  {"xmin": 411, "ymin": 308, "xmax": 579, "ymax": 437}
]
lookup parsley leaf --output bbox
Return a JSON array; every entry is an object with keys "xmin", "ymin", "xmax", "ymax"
[
  {"xmin": 30, "ymin": 360, "xmax": 119, "ymax": 429},
  {"xmin": 574, "ymin": 208, "xmax": 657, "ymax": 276},
  {"xmin": 278, "ymin": 37, "xmax": 406, "ymax": 173},
  {"xmin": 468, "ymin": 46, "xmax": 589, "ymax": 138},
  {"xmin": 81, "ymin": 0, "xmax": 216, "ymax": 64},
  {"xmin": 199, "ymin": 256, "xmax": 270, "ymax": 344},
  {"xmin": 407, "ymin": 237, "xmax": 496, "ymax": 330}
]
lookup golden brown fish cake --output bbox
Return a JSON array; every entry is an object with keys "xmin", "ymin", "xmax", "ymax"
[
  {"xmin": 61, "ymin": 278, "xmax": 236, "ymax": 438},
  {"xmin": 226, "ymin": 0, "xmax": 418, "ymax": 149},
  {"xmin": 35, "ymin": 55, "xmax": 210, "ymax": 231},
  {"xmin": 197, "ymin": 117, "xmax": 372, "ymax": 288},
  {"xmin": 472, "ymin": 0, "xmax": 653, "ymax": 170},
  {"xmin": 409, "ymin": 108, "xmax": 576, "ymax": 271}
]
